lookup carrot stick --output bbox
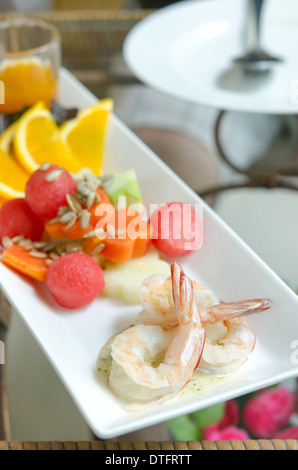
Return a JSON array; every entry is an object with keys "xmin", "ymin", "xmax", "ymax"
[{"xmin": 2, "ymin": 244, "xmax": 48, "ymax": 281}]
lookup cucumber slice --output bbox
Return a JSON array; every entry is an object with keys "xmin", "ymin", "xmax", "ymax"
[{"xmin": 105, "ymin": 170, "xmax": 142, "ymax": 207}]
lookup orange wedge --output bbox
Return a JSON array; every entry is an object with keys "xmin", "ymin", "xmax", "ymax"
[
  {"xmin": 60, "ymin": 99, "xmax": 113, "ymax": 175},
  {"xmin": 13, "ymin": 102, "xmax": 82, "ymax": 174},
  {"xmin": 0, "ymin": 148, "xmax": 29, "ymax": 200}
]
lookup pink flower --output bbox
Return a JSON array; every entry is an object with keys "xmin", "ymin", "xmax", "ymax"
[
  {"xmin": 204, "ymin": 425, "xmax": 249, "ymax": 441},
  {"xmin": 243, "ymin": 387, "xmax": 294, "ymax": 438},
  {"xmin": 275, "ymin": 426, "xmax": 298, "ymax": 439},
  {"xmin": 218, "ymin": 400, "xmax": 239, "ymax": 428},
  {"xmin": 202, "ymin": 400, "xmax": 242, "ymax": 441}
]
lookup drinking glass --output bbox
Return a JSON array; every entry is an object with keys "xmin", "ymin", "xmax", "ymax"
[{"xmin": 0, "ymin": 17, "xmax": 61, "ymax": 114}]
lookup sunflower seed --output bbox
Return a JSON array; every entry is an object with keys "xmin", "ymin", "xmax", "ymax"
[
  {"xmin": 100, "ymin": 174, "xmax": 114, "ymax": 188},
  {"xmin": 80, "ymin": 209, "xmax": 91, "ymax": 229},
  {"xmin": 33, "ymin": 241, "xmax": 48, "ymax": 249},
  {"xmin": 86, "ymin": 191, "xmax": 96, "ymax": 209},
  {"xmin": 91, "ymin": 243, "xmax": 105, "ymax": 256},
  {"xmin": 64, "ymin": 214, "xmax": 77, "ymax": 230},
  {"xmin": 48, "ymin": 216, "xmax": 61, "ymax": 225},
  {"xmin": 66, "ymin": 194, "xmax": 82, "ymax": 213},
  {"xmin": 45, "ymin": 259, "xmax": 52, "ymax": 266},
  {"xmin": 2, "ymin": 236, "xmax": 13, "ymax": 248},
  {"xmin": 49, "ymin": 252, "xmax": 59, "ymax": 259},
  {"xmin": 68, "ymin": 246, "xmax": 82, "ymax": 253},
  {"xmin": 86, "ymin": 175, "xmax": 100, "ymax": 190},
  {"xmin": 60, "ymin": 210, "xmax": 77, "ymax": 224},
  {"xmin": 24, "ymin": 244, "xmax": 34, "ymax": 251},
  {"xmin": 45, "ymin": 169, "xmax": 63, "ymax": 182},
  {"xmin": 29, "ymin": 251, "xmax": 48, "ymax": 259},
  {"xmin": 82, "ymin": 227, "xmax": 105, "ymax": 239},
  {"xmin": 11, "ymin": 235, "xmax": 25, "ymax": 243},
  {"xmin": 77, "ymin": 181, "xmax": 90, "ymax": 196},
  {"xmin": 95, "ymin": 227, "xmax": 105, "ymax": 237},
  {"xmin": 42, "ymin": 243, "xmax": 58, "ymax": 253},
  {"xmin": 19, "ymin": 238, "xmax": 33, "ymax": 247},
  {"xmin": 58, "ymin": 206, "xmax": 69, "ymax": 217},
  {"xmin": 39, "ymin": 161, "xmax": 51, "ymax": 171},
  {"xmin": 74, "ymin": 194, "xmax": 86, "ymax": 206},
  {"xmin": 95, "ymin": 192, "xmax": 101, "ymax": 203},
  {"xmin": 72, "ymin": 167, "xmax": 94, "ymax": 181},
  {"xmin": 64, "ymin": 243, "xmax": 81, "ymax": 253},
  {"xmin": 82, "ymin": 229, "xmax": 96, "ymax": 239}
]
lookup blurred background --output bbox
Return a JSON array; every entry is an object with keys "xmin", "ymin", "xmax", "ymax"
[
  {"xmin": 0, "ymin": 1, "xmax": 179, "ymax": 11},
  {"xmin": 0, "ymin": 0, "xmax": 297, "ymax": 443}
]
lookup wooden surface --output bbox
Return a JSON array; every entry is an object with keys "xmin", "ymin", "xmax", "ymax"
[{"xmin": 0, "ymin": 440, "xmax": 297, "ymax": 450}]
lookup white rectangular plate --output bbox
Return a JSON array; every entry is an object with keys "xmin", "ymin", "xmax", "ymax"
[{"xmin": 1, "ymin": 68, "xmax": 298, "ymax": 439}]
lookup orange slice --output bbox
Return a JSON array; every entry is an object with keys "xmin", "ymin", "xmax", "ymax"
[
  {"xmin": 60, "ymin": 99, "xmax": 113, "ymax": 175},
  {"xmin": 13, "ymin": 102, "xmax": 82, "ymax": 174},
  {"xmin": 0, "ymin": 148, "xmax": 29, "ymax": 200}
]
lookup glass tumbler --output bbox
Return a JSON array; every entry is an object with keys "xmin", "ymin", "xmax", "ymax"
[{"xmin": 0, "ymin": 17, "xmax": 61, "ymax": 114}]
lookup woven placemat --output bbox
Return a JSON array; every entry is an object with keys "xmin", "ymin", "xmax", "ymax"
[{"xmin": 0, "ymin": 440, "xmax": 297, "ymax": 450}]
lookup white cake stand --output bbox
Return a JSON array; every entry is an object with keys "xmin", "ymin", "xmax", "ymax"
[{"xmin": 124, "ymin": 0, "xmax": 298, "ymax": 195}]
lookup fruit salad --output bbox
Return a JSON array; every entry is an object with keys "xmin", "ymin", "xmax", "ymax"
[
  {"xmin": 0, "ymin": 100, "xmax": 203, "ymax": 311},
  {"xmin": 0, "ymin": 161, "xmax": 203, "ymax": 310},
  {"xmin": 0, "ymin": 99, "xmax": 113, "ymax": 203}
]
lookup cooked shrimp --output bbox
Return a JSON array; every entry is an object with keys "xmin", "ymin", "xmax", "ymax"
[
  {"xmin": 137, "ymin": 273, "xmax": 272, "ymax": 328},
  {"xmin": 109, "ymin": 262, "xmax": 206, "ymax": 403},
  {"xmin": 137, "ymin": 273, "xmax": 218, "ymax": 328},
  {"xmin": 198, "ymin": 317, "xmax": 256, "ymax": 374}
]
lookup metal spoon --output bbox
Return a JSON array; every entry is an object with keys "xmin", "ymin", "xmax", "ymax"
[{"xmin": 233, "ymin": 0, "xmax": 282, "ymax": 74}]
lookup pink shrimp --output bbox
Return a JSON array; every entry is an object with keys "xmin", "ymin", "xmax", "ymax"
[
  {"xmin": 137, "ymin": 273, "xmax": 272, "ymax": 328},
  {"xmin": 109, "ymin": 262, "xmax": 205, "ymax": 403}
]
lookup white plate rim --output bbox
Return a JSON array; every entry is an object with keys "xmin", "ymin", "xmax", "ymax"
[{"xmin": 123, "ymin": 0, "xmax": 298, "ymax": 115}]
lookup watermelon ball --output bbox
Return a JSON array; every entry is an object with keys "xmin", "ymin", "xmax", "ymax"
[
  {"xmin": 25, "ymin": 164, "xmax": 76, "ymax": 221},
  {"xmin": 0, "ymin": 198, "xmax": 44, "ymax": 245},
  {"xmin": 46, "ymin": 252, "xmax": 105, "ymax": 310},
  {"xmin": 150, "ymin": 202, "xmax": 202, "ymax": 257}
]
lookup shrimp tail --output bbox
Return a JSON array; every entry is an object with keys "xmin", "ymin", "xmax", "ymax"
[
  {"xmin": 200, "ymin": 298, "xmax": 273, "ymax": 324},
  {"xmin": 166, "ymin": 263, "xmax": 206, "ymax": 390}
]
